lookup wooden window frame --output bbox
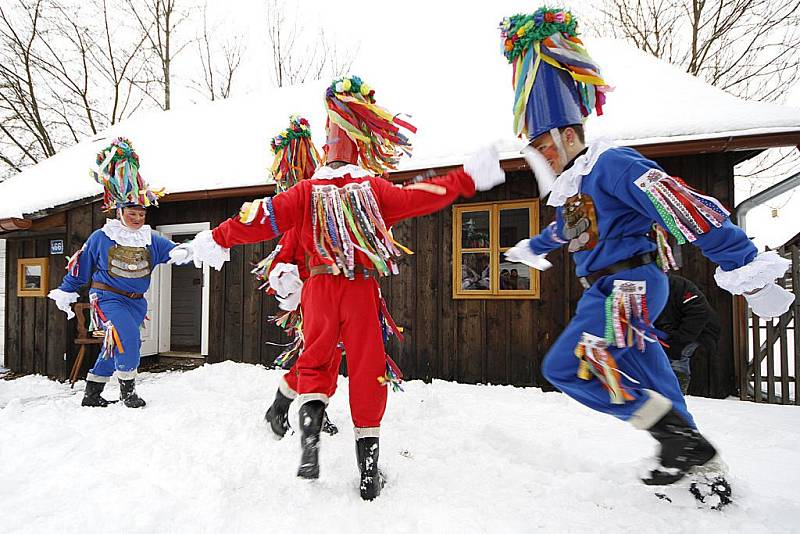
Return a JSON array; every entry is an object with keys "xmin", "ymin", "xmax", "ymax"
[
  {"xmin": 452, "ymin": 199, "xmax": 540, "ymax": 300},
  {"xmin": 17, "ymin": 257, "xmax": 49, "ymax": 297}
]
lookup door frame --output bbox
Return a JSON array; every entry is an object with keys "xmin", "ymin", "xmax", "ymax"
[{"xmin": 155, "ymin": 222, "xmax": 211, "ymax": 356}]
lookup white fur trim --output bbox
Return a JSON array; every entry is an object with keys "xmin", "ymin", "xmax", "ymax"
[
  {"xmin": 354, "ymin": 427, "xmax": 381, "ymax": 439},
  {"xmin": 522, "ymin": 146, "xmax": 556, "ymax": 199},
  {"xmin": 191, "ymin": 230, "xmax": 230, "ymax": 271},
  {"xmin": 116, "ymin": 370, "xmax": 137, "ymax": 380},
  {"xmin": 311, "ymin": 164, "xmax": 372, "ymax": 180},
  {"xmin": 745, "ymin": 282, "xmax": 795, "ymax": 319},
  {"xmin": 297, "ymin": 393, "xmax": 329, "ymax": 406},
  {"xmin": 629, "ymin": 389, "xmax": 673, "ymax": 430},
  {"xmin": 48, "ymin": 289, "xmax": 79, "ymax": 320},
  {"xmin": 547, "ymin": 139, "xmax": 617, "ymax": 207},
  {"xmin": 101, "ymin": 219, "xmax": 152, "ymax": 247},
  {"xmin": 714, "ymin": 250, "xmax": 792, "ymax": 295},
  {"xmin": 86, "ymin": 373, "xmax": 111, "ymax": 383},
  {"xmin": 278, "ymin": 377, "xmax": 298, "ymax": 399}
]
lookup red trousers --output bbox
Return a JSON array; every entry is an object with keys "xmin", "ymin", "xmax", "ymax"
[
  {"xmin": 296, "ymin": 273, "xmax": 387, "ymax": 429},
  {"xmin": 283, "ymin": 350, "xmax": 342, "ymax": 398}
]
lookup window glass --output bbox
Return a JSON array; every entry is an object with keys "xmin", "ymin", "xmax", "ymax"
[
  {"xmin": 499, "ymin": 208, "xmax": 530, "ymax": 249},
  {"xmin": 499, "ymin": 260, "xmax": 531, "ymax": 291},
  {"xmin": 461, "ymin": 211, "xmax": 490, "ymax": 249},
  {"xmin": 461, "ymin": 252, "xmax": 491, "ymax": 291}
]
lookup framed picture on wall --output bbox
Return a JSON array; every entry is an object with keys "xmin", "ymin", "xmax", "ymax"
[{"xmin": 17, "ymin": 257, "xmax": 49, "ymax": 297}]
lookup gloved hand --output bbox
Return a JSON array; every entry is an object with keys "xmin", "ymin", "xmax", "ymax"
[
  {"xmin": 504, "ymin": 239, "xmax": 553, "ymax": 271},
  {"xmin": 745, "ymin": 282, "xmax": 795, "ymax": 319},
  {"xmin": 190, "ymin": 230, "xmax": 230, "ymax": 271},
  {"xmin": 464, "ymin": 145, "xmax": 505, "ymax": 192},
  {"xmin": 47, "ymin": 289, "xmax": 79, "ymax": 320},
  {"xmin": 276, "ymin": 289, "xmax": 301, "ymax": 311},
  {"xmin": 268, "ymin": 263, "xmax": 302, "ymax": 298},
  {"xmin": 168, "ymin": 243, "xmax": 195, "ymax": 266}
]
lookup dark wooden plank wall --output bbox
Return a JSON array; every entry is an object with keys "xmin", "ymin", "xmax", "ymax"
[
  {"xmin": 5, "ymin": 152, "xmax": 739, "ymax": 397},
  {"xmin": 5, "ymin": 233, "xmax": 70, "ymax": 378},
  {"xmin": 659, "ymin": 153, "xmax": 738, "ymax": 398}
]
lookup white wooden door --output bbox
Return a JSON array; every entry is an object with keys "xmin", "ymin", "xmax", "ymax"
[{"xmin": 140, "ymin": 239, "xmax": 161, "ymax": 357}]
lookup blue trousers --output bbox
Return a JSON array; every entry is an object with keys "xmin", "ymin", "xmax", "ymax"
[
  {"xmin": 87, "ymin": 289, "xmax": 148, "ymax": 379},
  {"xmin": 542, "ymin": 263, "xmax": 695, "ymax": 429}
]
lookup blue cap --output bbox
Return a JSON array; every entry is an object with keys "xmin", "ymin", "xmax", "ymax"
[{"xmin": 525, "ymin": 62, "xmax": 583, "ymax": 142}]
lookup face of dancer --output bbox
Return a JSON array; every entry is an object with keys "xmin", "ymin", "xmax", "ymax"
[
  {"xmin": 121, "ymin": 206, "xmax": 147, "ymax": 230},
  {"xmin": 530, "ymin": 127, "xmax": 583, "ymax": 175}
]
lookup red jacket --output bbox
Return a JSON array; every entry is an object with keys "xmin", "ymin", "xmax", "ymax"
[{"xmin": 213, "ymin": 167, "xmax": 476, "ymax": 269}]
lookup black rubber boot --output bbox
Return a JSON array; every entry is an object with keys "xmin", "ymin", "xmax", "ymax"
[
  {"xmin": 297, "ymin": 401, "xmax": 325, "ymax": 479},
  {"xmin": 321, "ymin": 411, "xmax": 339, "ymax": 436},
  {"xmin": 264, "ymin": 388, "xmax": 293, "ymax": 439},
  {"xmin": 642, "ymin": 409, "xmax": 717, "ymax": 485},
  {"xmin": 119, "ymin": 378, "xmax": 146, "ymax": 408},
  {"xmin": 356, "ymin": 437, "xmax": 384, "ymax": 501},
  {"xmin": 81, "ymin": 380, "xmax": 110, "ymax": 407}
]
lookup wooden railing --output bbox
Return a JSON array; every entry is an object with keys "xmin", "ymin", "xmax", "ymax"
[{"xmin": 738, "ymin": 245, "xmax": 799, "ymax": 404}]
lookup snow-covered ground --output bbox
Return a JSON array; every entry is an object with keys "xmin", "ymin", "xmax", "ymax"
[{"xmin": 1, "ymin": 362, "xmax": 798, "ymax": 534}]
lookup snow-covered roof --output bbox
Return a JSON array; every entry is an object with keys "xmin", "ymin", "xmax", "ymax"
[{"xmin": 2, "ymin": 38, "xmax": 800, "ymax": 220}]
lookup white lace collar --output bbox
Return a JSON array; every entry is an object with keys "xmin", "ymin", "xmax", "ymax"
[
  {"xmin": 311, "ymin": 164, "xmax": 372, "ymax": 180},
  {"xmin": 547, "ymin": 139, "xmax": 617, "ymax": 207},
  {"xmin": 101, "ymin": 218, "xmax": 153, "ymax": 247}
]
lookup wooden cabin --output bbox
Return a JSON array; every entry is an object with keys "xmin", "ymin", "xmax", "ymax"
[{"xmin": 2, "ymin": 40, "xmax": 800, "ymax": 398}]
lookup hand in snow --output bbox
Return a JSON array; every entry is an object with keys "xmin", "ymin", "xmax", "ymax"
[
  {"xmin": 504, "ymin": 239, "xmax": 553, "ymax": 271},
  {"xmin": 168, "ymin": 243, "xmax": 195, "ymax": 266},
  {"xmin": 745, "ymin": 282, "xmax": 794, "ymax": 319},
  {"xmin": 464, "ymin": 145, "xmax": 505, "ymax": 191}
]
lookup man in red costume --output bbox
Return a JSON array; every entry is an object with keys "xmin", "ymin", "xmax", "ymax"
[
  {"xmin": 252, "ymin": 116, "xmax": 341, "ymax": 438},
  {"xmin": 184, "ymin": 76, "xmax": 505, "ymax": 500}
]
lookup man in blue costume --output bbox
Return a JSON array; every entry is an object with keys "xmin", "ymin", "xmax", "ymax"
[
  {"xmin": 500, "ymin": 8, "xmax": 794, "ymax": 490},
  {"xmin": 48, "ymin": 137, "xmax": 191, "ymax": 408}
]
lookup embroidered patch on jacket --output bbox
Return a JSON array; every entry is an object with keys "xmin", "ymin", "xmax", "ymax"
[
  {"xmin": 563, "ymin": 193, "xmax": 598, "ymax": 252},
  {"xmin": 108, "ymin": 245, "xmax": 151, "ymax": 279}
]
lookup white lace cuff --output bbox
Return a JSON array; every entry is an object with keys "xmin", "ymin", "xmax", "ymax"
[
  {"xmin": 192, "ymin": 230, "xmax": 230, "ymax": 271},
  {"xmin": 48, "ymin": 289, "xmax": 79, "ymax": 320},
  {"xmin": 714, "ymin": 250, "xmax": 791, "ymax": 295}
]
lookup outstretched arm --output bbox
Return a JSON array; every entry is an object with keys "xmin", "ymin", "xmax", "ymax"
[
  {"xmin": 612, "ymin": 155, "xmax": 793, "ymax": 317},
  {"xmin": 375, "ymin": 169, "xmax": 477, "ymax": 227},
  {"xmin": 189, "ymin": 182, "xmax": 307, "ymax": 270},
  {"xmin": 376, "ymin": 145, "xmax": 505, "ymax": 226},
  {"xmin": 503, "ymin": 213, "xmax": 566, "ymax": 271}
]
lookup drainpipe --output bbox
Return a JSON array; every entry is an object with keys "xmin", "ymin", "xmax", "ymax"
[{"xmin": 734, "ymin": 168, "xmax": 800, "ymax": 234}]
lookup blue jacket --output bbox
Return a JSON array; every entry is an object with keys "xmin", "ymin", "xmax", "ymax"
[
  {"xmin": 529, "ymin": 146, "xmax": 757, "ymax": 277},
  {"xmin": 58, "ymin": 228, "xmax": 175, "ymax": 294}
]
